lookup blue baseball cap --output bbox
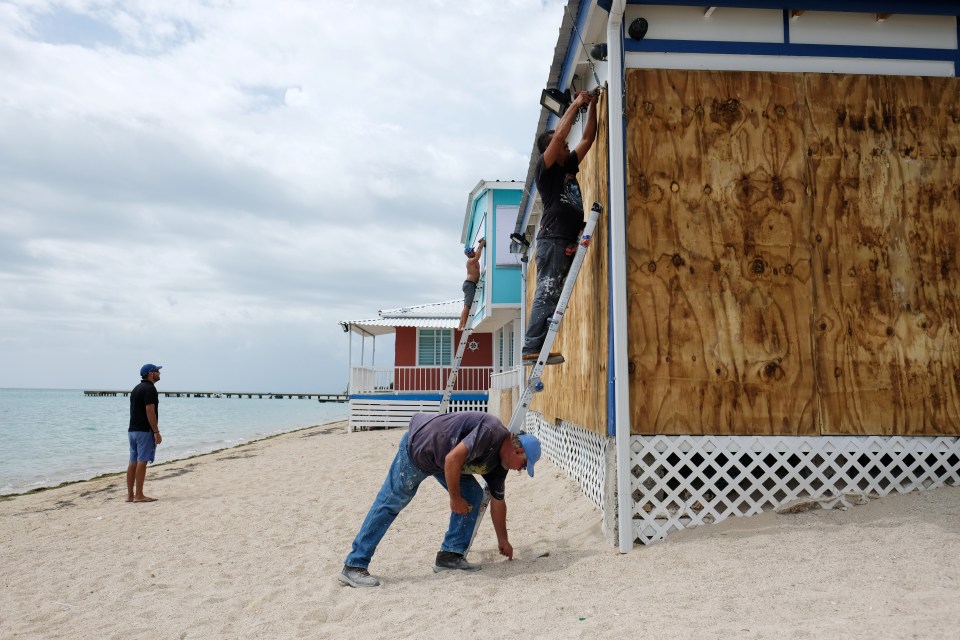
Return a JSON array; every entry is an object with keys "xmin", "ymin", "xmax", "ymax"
[
  {"xmin": 464, "ymin": 246, "xmax": 475, "ymax": 256},
  {"xmin": 518, "ymin": 434, "xmax": 542, "ymax": 477},
  {"xmin": 140, "ymin": 364, "xmax": 162, "ymax": 377}
]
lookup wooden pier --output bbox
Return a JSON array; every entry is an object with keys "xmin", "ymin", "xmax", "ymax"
[{"xmin": 83, "ymin": 390, "xmax": 347, "ymax": 402}]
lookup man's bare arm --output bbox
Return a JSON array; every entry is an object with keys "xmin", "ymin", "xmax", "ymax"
[
  {"xmin": 146, "ymin": 404, "xmax": 162, "ymax": 444},
  {"xmin": 573, "ymin": 92, "xmax": 599, "ymax": 162},
  {"xmin": 490, "ymin": 498, "xmax": 512, "ymax": 559},
  {"xmin": 542, "ymin": 91, "xmax": 591, "ymax": 169},
  {"xmin": 444, "ymin": 442, "xmax": 470, "ymax": 514}
]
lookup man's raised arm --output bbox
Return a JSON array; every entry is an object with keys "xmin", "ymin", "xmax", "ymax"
[
  {"xmin": 542, "ymin": 90, "xmax": 592, "ymax": 168},
  {"xmin": 574, "ymin": 90, "xmax": 599, "ymax": 162}
]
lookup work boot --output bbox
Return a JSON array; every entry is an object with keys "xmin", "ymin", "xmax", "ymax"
[
  {"xmin": 522, "ymin": 351, "xmax": 565, "ymax": 365},
  {"xmin": 433, "ymin": 551, "xmax": 481, "ymax": 573},
  {"xmin": 338, "ymin": 565, "xmax": 381, "ymax": 588}
]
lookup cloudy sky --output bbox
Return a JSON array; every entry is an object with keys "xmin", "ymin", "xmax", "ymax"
[{"xmin": 0, "ymin": 0, "xmax": 567, "ymax": 392}]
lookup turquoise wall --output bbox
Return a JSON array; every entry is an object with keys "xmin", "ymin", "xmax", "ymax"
[
  {"xmin": 489, "ymin": 188, "xmax": 521, "ymax": 305},
  {"xmin": 464, "ymin": 183, "xmax": 523, "ymax": 313}
]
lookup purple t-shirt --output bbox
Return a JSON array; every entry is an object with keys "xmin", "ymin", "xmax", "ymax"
[{"xmin": 407, "ymin": 411, "xmax": 509, "ymax": 500}]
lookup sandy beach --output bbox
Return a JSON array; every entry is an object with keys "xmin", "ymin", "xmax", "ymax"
[{"xmin": 2, "ymin": 421, "xmax": 958, "ymax": 639}]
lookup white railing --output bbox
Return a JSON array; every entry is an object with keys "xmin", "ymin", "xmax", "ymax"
[
  {"xmin": 490, "ymin": 366, "xmax": 524, "ymax": 391},
  {"xmin": 349, "ymin": 365, "xmax": 492, "ymax": 395}
]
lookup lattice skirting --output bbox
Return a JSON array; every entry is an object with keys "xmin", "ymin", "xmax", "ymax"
[
  {"xmin": 524, "ymin": 412, "xmax": 606, "ymax": 510},
  {"xmin": 631, "ymin": 435, "xmax": 960, "ymax": 545},
  {"xmin": 348, "ymin": 398, "xmax": 488, "ymax": 431}
]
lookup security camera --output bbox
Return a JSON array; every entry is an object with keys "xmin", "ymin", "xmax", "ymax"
[
  {"xmin": 628, "ymin": 17, "xmax": 648, "ymax": 40},
  {"xmin": 590, "ymin": 43, "xmax": 607, "ymax": 61}
]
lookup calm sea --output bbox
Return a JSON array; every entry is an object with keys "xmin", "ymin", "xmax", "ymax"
[{"xmin": 0, "ymin": 388, "xmax": 348, "ymax": 495}]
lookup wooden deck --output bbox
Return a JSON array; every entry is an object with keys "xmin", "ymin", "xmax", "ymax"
[{"xmin": 83, "ymin": 390, "xmax": 347, "ymax": 402}]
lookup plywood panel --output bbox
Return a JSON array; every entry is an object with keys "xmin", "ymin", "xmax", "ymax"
[
  {"xmin": 528, "ymin": 90, "xmax": 610, "ymax": 436},
  {"xmin": 806, "ymin": 74, "xmax": 960, "ymax": 435},
  {"xmin": 626, "ymin": 69, "xmax": 817, "ymax": 435}
]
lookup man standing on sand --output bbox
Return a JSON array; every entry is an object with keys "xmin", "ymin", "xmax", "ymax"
[
  {"xmin": 127, "ymin": 364, "xmax": 162, "ymax": 503},
  {"xmin": 522, "ymin": 89, "xmax": 598, "ymax": 365},
  {"xmin": 338, "ymin": 410, "xmax": 541, "ymax": 588},
  {"xmin": 458, "ymin": 237, "xmax": 485, "ymax": 331}
]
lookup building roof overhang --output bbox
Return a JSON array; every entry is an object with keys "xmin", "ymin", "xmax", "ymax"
[{"xmin": 340, "ymin": 300, "xmax": 461, "ymax": 336}]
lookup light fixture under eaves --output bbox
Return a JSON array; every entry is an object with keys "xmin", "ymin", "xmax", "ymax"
[{"xmin": 540, "ymin": 88, "xmax": 571, "ymax": 117}]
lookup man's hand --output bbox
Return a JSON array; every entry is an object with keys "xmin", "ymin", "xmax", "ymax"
[
  {"xmin": 154, "ymin": 432, "xmax": 162, "ymax": 445},
  {"xmin": 450, "ymin": 495, "xmax": 471, "ymax": 515},
  {"xmin": 478, "ymin": 238, "xmax": 486, "ymax": 248},
  {"xmin": 498, "ymin": 539, "xmax": 513, "ymax": 560}
]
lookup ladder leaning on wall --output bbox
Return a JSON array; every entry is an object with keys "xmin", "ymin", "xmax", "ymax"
[
  {"xmin": 439, "ymin": 274, "xmax": 485, "ymax": 414},
  {"xmin": 507, "ymin": 202, "xmax": 602, "ymax": 434}
]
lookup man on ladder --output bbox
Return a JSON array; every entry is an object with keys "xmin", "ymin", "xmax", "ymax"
[
  {"xmin": 521, "ymin": 88, "xmax": 599, "ymax": 365},
  {"xmin": 440, "ymin": 239, "xmax": 486, "ymax": 415},
  {"xmin": 459, "ymin": 238, "xmax": 485, "ymax": 331}
]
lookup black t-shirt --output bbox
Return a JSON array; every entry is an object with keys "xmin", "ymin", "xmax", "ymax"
[
  {"xmin": 535, "ymin": 153, "xmax": 585, "ymax": 242},
  {"xmin": 407, "ymin": 411, "xmax": 509, "ymax": 501},
  {"xmin": 129, "ymin": 380, "xmax": 159, "ymax": 432}
]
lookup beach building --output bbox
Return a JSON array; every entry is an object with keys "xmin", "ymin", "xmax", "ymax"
[
  {"xmin": 510, "ymin": 0, "xmax": 960, "ymax": 549},
  {"xmin": 341, "ymin": 180, "xmax": 526, "ymax": 431}
]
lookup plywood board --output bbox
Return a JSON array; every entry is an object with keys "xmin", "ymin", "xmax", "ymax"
[
  {"xmin": 528, "ymin": 90, "xmax": 610, "ymax": 436},
  {"xmin": 805, "ymin": 74, "xmax": 960, "ymax": 435},
  {"xmin": 626, "ymin": 69, "xmax": 817, "ymax": 435}
]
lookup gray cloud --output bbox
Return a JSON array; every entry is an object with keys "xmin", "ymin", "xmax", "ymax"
[{"xmin": 0, "ymin": 0, "xmax": 562, "ymax": 392}]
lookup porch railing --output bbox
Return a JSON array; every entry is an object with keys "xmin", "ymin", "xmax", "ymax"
[
  {"xmin": 490, "ymin": 366, "xmax": 524, "ymax": 391},
  {"xmin": 349, "ymin": 365, "xmax": 493, "ymax": 395}
]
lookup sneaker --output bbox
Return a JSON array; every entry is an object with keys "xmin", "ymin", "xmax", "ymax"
[
  {"xmin": 433, "ymin": 551, "xmax": 481, "ymax": 573},
  {"xmin": 521, "ymin": 351, "xmax": 565, "ymax": 365},
  {"xmin": 338, "ymin": 565, "xmax": 380, "ymax": 588}
]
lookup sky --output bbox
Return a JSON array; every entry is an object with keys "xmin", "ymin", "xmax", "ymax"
[{"xmin": 0, "ymin": 0, "xmax": 568, "ymax": 393}]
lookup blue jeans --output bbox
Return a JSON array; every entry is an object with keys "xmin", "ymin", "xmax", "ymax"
[
  {"xmin": 523, "ymin": 237, "xmax": 575, "ymax": 354},
  {"xmin": 344, "ymin": 433, "xmax": 486, "ymax": 569}
]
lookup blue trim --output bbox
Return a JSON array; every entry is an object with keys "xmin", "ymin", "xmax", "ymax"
[
  {"xmin": 782, "ymin": 9, "xmax": 790, "ymax": 45},
  {"xmin": 349, "ymin": 393, "xmax": 488, "ymax": 402},
  {"xmin": 597, "ymin": 0, "xmax": 613, "ymax": 11},
  {"xmin": 627, "ymin": 0, "xmax": 960, "ymax": 15},
  {"xmin": 606, "ymin": 195, "xmax": 616, "ymax": 438},
  {"xmin": 558, "ymin": 0, "xmax": 593, "ymax": 89},
  {"xmin": 522, "ymin": 0, "xmax": 593, "ymax": 233},
  {"xmin": 956, "ymin": 16, "xmax": 960, "ymax": 77},
  {"xmin": 625, "ymin": 38, "xmax": 960, "ymax": 65}
]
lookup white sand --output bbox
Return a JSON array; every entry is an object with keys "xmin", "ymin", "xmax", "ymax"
[{"xmin": 2, "ymin": 422, "xmax": 959, "ymax": 639}]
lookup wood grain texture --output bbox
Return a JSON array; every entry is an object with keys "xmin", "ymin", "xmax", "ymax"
[
  {"xmin": 522, "ymin": 70, "xmax": 960, "ymax": 437},
  {"xmin": 806, "ymin": 74, "xmax": 960, "ymax": 435},
  {"xmin": 626, "ymin": 69, "xmax": 817, "ymax": 435},
  {"xmin": 529, "ymin": 89, "xmax": 610, "ymax": 436}
]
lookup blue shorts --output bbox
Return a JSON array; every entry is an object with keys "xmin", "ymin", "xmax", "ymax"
[{"xmin": 128, "ymin": 431, "xmax": 156, "ymax": 463}]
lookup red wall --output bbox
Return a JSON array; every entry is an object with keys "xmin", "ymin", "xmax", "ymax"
[
  {"xmin": 393, "ymin": 328, "xmax": 493, "ymax": 391},
  {"xmin": 396, "ymin": 327, "xmax": 417, "ymax": 366}
]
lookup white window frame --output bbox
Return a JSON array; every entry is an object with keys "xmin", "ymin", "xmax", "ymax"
[{"xmin": 416, "ymin": 328, "xmax": 453, "ymax": 366}]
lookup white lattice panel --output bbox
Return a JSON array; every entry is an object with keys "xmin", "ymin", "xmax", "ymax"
[
  {"xmin": 630, "ymin": 435, "xmax": 960, "ymax": 544},
  {"xmin": 525, "ymin": 412, "xmax": 606, "ymax": 510}
]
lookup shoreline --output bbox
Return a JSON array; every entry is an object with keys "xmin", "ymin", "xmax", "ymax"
[{"xmin": 0, "ymin": 419, "xmax": 348, "ymax": 501}]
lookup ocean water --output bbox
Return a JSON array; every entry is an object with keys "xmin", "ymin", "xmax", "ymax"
[{"xmin": 0, "ymin": 388, "xmax": 348, "ymax": 495}]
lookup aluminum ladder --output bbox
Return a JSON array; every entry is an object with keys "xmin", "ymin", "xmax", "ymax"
[
  {"xmin": 439, "ymin": 275, "xmax": 484, "ymax": 414},
  {"xmin": 507, "ymin": 202, "xmax": 602, "ymax": 433}
]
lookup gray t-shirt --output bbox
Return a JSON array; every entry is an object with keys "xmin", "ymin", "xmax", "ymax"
[{"xmin": 408, "ymin": 411, "xmax": 509, "ymax": 500}]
